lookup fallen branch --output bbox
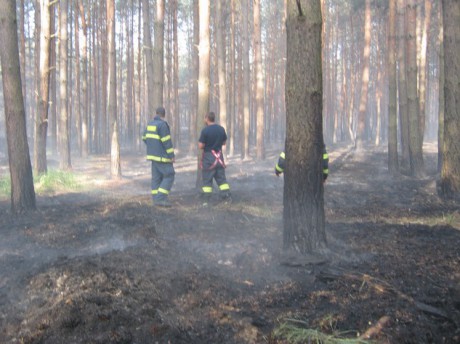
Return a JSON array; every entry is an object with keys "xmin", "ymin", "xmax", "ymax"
[{"xmin": 317, "ymin": 267, "xmax": 450, "ymax": 320}]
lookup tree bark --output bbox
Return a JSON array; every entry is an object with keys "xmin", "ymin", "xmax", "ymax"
[
  {"xmin": 107, "ymin": 0, "xmax": 121, "ymax": 178},
  {"xmin": 153, "ymin": 0, "xmax": 165, "ymax": 107},
  {"xmin": 142, "ymin": 0, "xmax": 155, "ymax": 117},
  {"xmin": 0, "ymin": 0, "xmax": 36, "ymax": 213},
  {"xmin": 254, "ymin": 0, "xmax": 265, "ymax": 160},
  {"xmin": 397, "ymin": 0, "xmax": 410, "ymax": 168},
  {"xmin": 78, "ymin": 0, "xmax": 89, "ymax": 157},
  {"xmin": 355, "ymin": 0, "xmax": 371, "ymax": 151},
  {"xmin": 387, "ymin": 0, "xmax": 399, "ymax": 174},
  {"xmin": 242, "ymin": 0, "xmax": 250, "ymax": 160},
  {"xmin": 196, "ymin": 0, "xmax": 210, "ymax": 187},
  {"xmin": 440, "ymin": 0, "xmax": 460, "ymax": 198},
  {"xmin": 59, "ymin": 0, "xmax": 71, "ymax": 170},
  {"xmin": 284, "ymin": 0, "xmax": 326, "ymax": 254},
  {"xmin": 188, "ymin": 0, "xmax": 199, "ymax": 155},
  {"xmin": 216, "ymin": 0, "xmax": 228, "ymax": 153},
  {"xmin": 34, "ymin": 0, "xmax": 53, "ymax": 174},
  {"xmin": 406, "ymin": 0, "xmax": 425, "ymax": 177}
]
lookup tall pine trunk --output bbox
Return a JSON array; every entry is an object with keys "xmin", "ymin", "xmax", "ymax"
[
  {"xmin": 59, "ymin": 0, "xmax": 71, "ymax": 170},
  {"xmin": 0, "ymin": 0, "xmax": 36, "ymax": 213},
  {"xmin": 34, "ymin": 0, "xmax": 53, "ymax": 174},
  {"xmin": 440, "ymin": 0, "xmax": 460, "ymax": 198},
  {"xmin": 284, "ymin": 0, "xmax": 326, "ymax": 254}
]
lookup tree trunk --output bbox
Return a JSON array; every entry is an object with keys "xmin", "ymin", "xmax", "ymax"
[
  {"xmin": 254, "ymin": 0, "xmax": 265, "ymax": 160},
  {"xmin": 284, "ymin": 0, "xmax": 326, "ymax": 254},
  {"xmin": 440, "ymin": 0, "xmax": 460, "ymax": 198},
  {"xmin": 196, "ymin": 0, "xmax": 210, "ymax": 187},
  {"xmin": 228, "ymin": 0, "xmax": 236, "ymax": 157},
  {"xmin": 153, "ymin": 0, "xmax": 165, "ymax": 107},
  {"xmin": 216, "ymin": 0, "xmax": 228, "ymax": 153},
  {"xmin": 75, "ymin": 3, "xmax": 82, "ymax": 155},
  {"xmin": 0, "ymin": 0, "xmax": 36, "ymax": 213},
  {"xmin": 397, "ymin": 0, "xmax": 410, "ymax": 169},
  {"xmin": 19, "ymin": 0, "xmax": 26, "ymax": 115},
  {"xmin": 34, "ymin": 0, "xmax": 53, "ymax": 174},
  {"xmin": 406, "ymin": 0, "xmax": 425, "ymax": 177},
  {"xmin": 418, "ymin": 0, "xmax": 432, "ymax": 143},
  {"xmin": 437, "ymin": 2, "xmax": 444, "ymax": 172},
  {"xmin": 388, "ymin": 0, "xmax": 399, "ymax": 174},
  {"xmin": 141, "ymin": 0, "xmax": 154, "ymax": 118},
  {"xmin": 188, "ymin": 0, "xmax": 199, "ymax": 155},
  {"xmin": 59, "ymin": 0, "xmax": 71, "ymax": 170},
  {"xmin": 355, "ymin": 0, "xmax": 371, "ymax": 151},
  {"xmin": 172, "ymin": 0, "xmax": 180, "ymax": 147},
  {"xmin": 107, "ymin": 0, "xmax": 121, "ymax": 178},
  {"xmin": 78, "ymin": 0, "xmax": 89, "ymax": 157},
  {"xmin": 242, "ymin": 0, "xmax": 250, "ymax": 160}
]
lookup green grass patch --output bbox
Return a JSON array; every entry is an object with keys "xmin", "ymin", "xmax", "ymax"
[
  {"xmin": 0, "ymin": 177, "xmax": 10, "ymax": 197},
  {"xmin": 273, "ymin": 320, "xmax": 375, "ymax": 344},
  {"xmin": 34, "ymin": 169, "xmax": 81, "ymax": 193},
  {"xmin": 0, "ymin": 170, "xmax": 81, "ymax": 198}
]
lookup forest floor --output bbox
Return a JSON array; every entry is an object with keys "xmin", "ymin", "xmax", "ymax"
[{"xmin": 0, "ymin": 143, "xmax": 459, "ymax": 344}]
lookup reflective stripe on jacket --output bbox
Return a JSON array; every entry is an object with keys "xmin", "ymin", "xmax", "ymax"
[
  {"xmin": 142, "ymin": 116, "xmax": 175, "ymax": 162},
  {"xmin": 276, "ymin": 147, "xmax": 329, "ymax": 180}
]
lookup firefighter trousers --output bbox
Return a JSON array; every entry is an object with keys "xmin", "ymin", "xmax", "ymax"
[{"xmin": 151, "ymin": 161, "xmax": 175, "ymax": 201}]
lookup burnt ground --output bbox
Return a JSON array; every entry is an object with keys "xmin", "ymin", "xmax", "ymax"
[{"xmin": 0, "ymin": 144, "xmax": 459, "ymax": 344}]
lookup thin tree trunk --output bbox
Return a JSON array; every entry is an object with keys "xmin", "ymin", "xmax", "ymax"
[
  {"xmin": 228, "ymin": 0, "xmax": 236, "ymax": 157},
  {"xmin": 406, "ymin": 0, "xmax": 425, "ymax": 177},
  {"xmin": 135, "ymin": 0, "xmax": 142, "ymax": 150},
  {"xmin": 188, "ymin": 0, "xmax": 199, "ymax": 155},
  {"xmin": 0, "ymin": 0, "xmax": 36, "ymax": 213},
  {"xmin": 397, "ymin": 0, "xmax": 410, "ymax": 168},
  {"xmin": 59, "ymin": 0, "xmax": 71, "ymax": 170},
  {"xmin": 75, "ymin": 3, "xmax": 82, "ymax": 155},
  {"xmin": 196, "ymin": 0, "xmax": 210, "ymax": 187},
  {"xmin": 242, "ymin": 0, "xmax": 250, "ymax": 160},
  {"xmin": 254, "ymin": 0, "xmax": 265, "ymax": 160},
  {"xmin": 19, "ymin": 0, "xmax": 26, "ymax": 114},
  {"xmin": 355, "ymin": 0, "xmax": 371, "ymax": 151},
  {"xmin": 78, "ymin": 0, "xmax": 89, "ymax": 157},
  {"xmin": 437, "ymin": 2, "xmax": 444, "ymax": 172},
  {"xmin": 107, "ymin": 0, "xmax": 121, "ymax": 178},
  {"xmin": 34, "ymin": 0, "xmax": 53, "ymax": 174},
  {"xmin": 153, "ymin": 0, "xmax": 165, "ymax": 107},
  {"xmin": 440, "ymin": 0, "xmax": 460, "ymax": 198},
  {"xmin": 141, "ymin": 0, "xmax": 154, "ymax": 117},
  {"xmin": 418, "ymin": 0, "xmax": 431, "ymax": 142},
  {"xmin": 172, "ymin": 0, "xmax": 180, "ymax": 148},
  {"xmin": 216, "ymin": 0, "xmax": 228, "ymax": 154},
  {"xmin": 388, "ymin": 0, "xmax": 399, "ymax": 174}
]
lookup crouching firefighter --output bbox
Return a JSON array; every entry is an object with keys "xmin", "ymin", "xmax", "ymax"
[
  {"xmin": 142, "ymin": 106, "xmax": 175, "ymax": 207},
  {"xmin": 275, "ymin": 144, "xmax": 329, "ymax": 182},
  {"xmin": 198, "ymin": 111, "xmax": 231, "ymax": 206}
]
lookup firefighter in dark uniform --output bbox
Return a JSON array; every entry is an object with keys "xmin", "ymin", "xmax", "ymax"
[
  {"xmin": 142, "ymin": 107, "xmax": 175, "ymax": 207},
  {"xmin": 275, "ymin": 144, "xmax": 329, "ymax": 182},
  {"xmin": 198, "ymin": 111, "xmax": 231, "ymax": 205}
]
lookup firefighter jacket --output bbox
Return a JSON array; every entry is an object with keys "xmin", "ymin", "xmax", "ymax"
[
  {"xmin": 142, "ymin": 116, "xmax": 175, "ymax": 163},
  {"xmin": 275, "ymin": 146, "xmax": 329, "ymax": 181}
]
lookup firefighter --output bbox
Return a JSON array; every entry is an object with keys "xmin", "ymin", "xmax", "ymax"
[
  {"xmin": 142, "ymin": 107, "xmax": 175, "ymax": 207},
  {"xmin": 275, "ymin": 144, "xmax": 329, "ymax": 182},
  {"xmin": 198, "ymin": 111, "xmax": 231, "ymax": 206}
]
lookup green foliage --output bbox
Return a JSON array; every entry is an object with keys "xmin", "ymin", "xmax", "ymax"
[
  {"xmin": 0, "ymin": 177, "xmax": 10, "ymax": 197},
  {"xmin": 34, "ymin": 170, "xmax": 80, "ymax": 193},
  {"xmin": 0, "ymin": 170, "xmax": 81, "ymax": 199},
  {"xmin": 273, "ymin": 320, "xmax": 375, "ymax": 344}
]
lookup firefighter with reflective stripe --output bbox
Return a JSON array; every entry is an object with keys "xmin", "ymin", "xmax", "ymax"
[
  {"xmin": 142, "ymin": 106, "xmax": 175, "ymax": 207},
  {"xmin": 275, "ymin": 144, "xmax": 329, "ymax": 182},
  {"xmin": 198, "ymin": 111, "xmax": 231, "ymax": 206}
]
